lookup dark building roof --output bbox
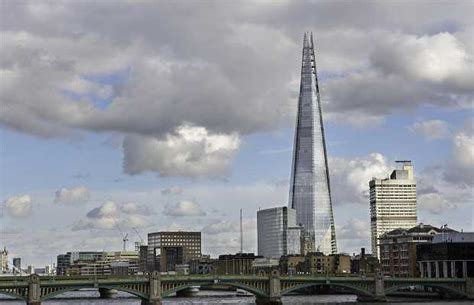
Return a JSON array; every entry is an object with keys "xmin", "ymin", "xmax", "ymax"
[{"xmin": 381, "ymin": 223, "xmax": 457, "ymax": 238}]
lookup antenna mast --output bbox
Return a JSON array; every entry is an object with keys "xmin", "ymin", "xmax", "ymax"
[{"xmin": 240, "ymin": 209, "xmax": 243, "ymax": 253}]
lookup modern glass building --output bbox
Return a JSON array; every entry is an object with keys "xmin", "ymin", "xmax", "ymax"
[
  {"xmin": 257, "ymin": 207, "xmax": 300, "ymax": 258},
  {"xmin": 289, "ymin": 32, "xmax": 337, "ymax": 254}
]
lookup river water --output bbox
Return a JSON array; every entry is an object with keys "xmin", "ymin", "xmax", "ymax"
[{"xmin": 0, "ymin": 290, "xmax": 472, "ymax": 304}]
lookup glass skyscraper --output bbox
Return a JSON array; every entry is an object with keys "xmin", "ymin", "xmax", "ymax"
[{"xmin": 289, "ymin": 32, "xmax": 337, "ymax": 254}]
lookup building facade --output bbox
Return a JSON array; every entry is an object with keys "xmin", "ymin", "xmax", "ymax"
[
  {"xmin": 370, "ymin": 161, "xmax": 417, "ymax": 258},
  {"xmin": 289, "ymin": 32, "xmax": 337, "ymax": 255},
  {"xmin": 147, "ymin": 231, "xmax": 201, "ymax": 272},
  {"xmin": 379, "ymin": 223, "xmax": 453, "ymax": 277},
  {"xmin": 350, "ymin": 248, "xmax": 379, "ymax": 276},
  {"xmin": 257, "ymin": 207, "xmax": 301, "ymax": 258},
  {"xmin": 417, "ymin": 232, "xmax": 474, "ymax": 278},
  {"xmin": 216, "ymin": 253, "xmax": 262, "ymax": 275},
  {"xmin": 0, "ymin": 247, "xmax": 8, "ymax": 273}
]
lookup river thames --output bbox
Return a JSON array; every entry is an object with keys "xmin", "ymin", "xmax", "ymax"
[{"xmin": 0, "ymin": 290, "xmax": 472, "ymax": 304}]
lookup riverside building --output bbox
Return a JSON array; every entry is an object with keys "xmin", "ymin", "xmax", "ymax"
[{"xmin": 370, "ymin": 161, "xmax": 417, "ymax": 259}]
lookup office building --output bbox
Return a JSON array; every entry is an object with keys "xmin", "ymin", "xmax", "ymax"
[
  {"xmin": 147, "ymin": 231, "xmax": 201, "ymax": 272},
  {"xmin": 56, "ymin": 251, "xmax": 138, "ymax": 276},
  {"xmin": 379, "ymin": 223, "xmax": 455, "ymax": 277},
  {"xmin": 279, "ymin": 255, "xmax": 307, "ymax": 275},
  {"xmin": 289, "ymin": 32, "xmax": 337, "ymax": 255},
  {"xmin": 12, "ymin": 257, "xmax": 21, "ymax": 274},
  {"xmin": 257, "ymin": 207, "xmax": 301, "ymax": 258},
  {"xmin": 417, "ymin": 231, "xmax": 474, "ymax": 278},
  {"xmin": 370, "ymin": 161, "xmax": 417, "ymax": 258}
]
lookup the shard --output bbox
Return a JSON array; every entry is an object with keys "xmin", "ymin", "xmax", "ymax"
[{"xmin": 289, "ymin": 32, "xmax": 337, "ymax": 254}]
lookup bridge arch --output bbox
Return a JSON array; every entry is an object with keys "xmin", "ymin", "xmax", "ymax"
[
  {"xmin": 40, "ymin": 285, "xmax": 149, "ymax": 301},
  {"xmin": 161, "ymin": 281, "xmax": 268, "ymax": 298},
  {"xmin": 281, "ymin": 282, "xmax": 375, "ymax": 298},
  {"xmin": 384, "ymin": 283, "xmax": 467, "ymax": 298},
  {"xmin": 0, "ymin": 290, "xmax": 26, "ymax": 301}
]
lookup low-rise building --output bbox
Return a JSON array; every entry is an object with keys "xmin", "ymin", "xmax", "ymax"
[
  {"xmin": 189, "ymin": 256, "xmax": 216, "ymax": 275},
  {"xmin": 350, "ymin": 248, "xmax": 379, "ymax": 276},
  {"xmin": 417, "ymin": 232, "xmax": 474, "ymax": 278},
  {"xmin": 279, "ymin": 255, "xmax": 306, "ymax": 275},
  {"xmin": 379, "ymin": 223, "xmax": 456, "ymax": 277},
  {"xmin": 217, "ymin": 253, "xmax": 262, "ymax": 275}
]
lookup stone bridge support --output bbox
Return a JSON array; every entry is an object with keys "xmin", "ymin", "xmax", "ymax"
[
  {"xmin": 27, "ymin": 274, "xmax": 41, "ymax": 305},
  {"xmin": 466, "ymin": 278, "xmax": 474, "ymax": 300},
  {"xmin": 256, "ymin": 270, "xmax": 282, "ymax": 305},
  {"xmin": 141, "ymin": 271, "xmax": 162, "ymax": 305}
]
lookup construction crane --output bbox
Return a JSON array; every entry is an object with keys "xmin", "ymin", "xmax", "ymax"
[
  {"xmin": 132, "ymin": 227, "xmax": 145, "ymax": 252},
  {"xmin": 113, "ymin": 218, "xmax": 129, "ymax": 252}
]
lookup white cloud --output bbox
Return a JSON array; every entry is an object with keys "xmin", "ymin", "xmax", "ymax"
[
  {"xmin": 54, "ymin": 186, "xmax": 90, "ymax": 204},
  {"xmin": 418, "ymin": 192, "xmax": 457, "ymax": 215},
  {"xmin": 409, "ymin": 120, "xmax": 450, "ymax": 141},
  {"xmin": 123, "ymin": 124, "xmax": 240, "ymax": 178},
  {"xmin": 443, "ymin": 123, "xmax": 474, "ymax": 186},
  {"xmin": 337, "ymin": 218, "xmax": 370, "ymax": 240},
  {"xmin": 161, "ymin": 186, "xmax": 183, "ymax": 196},
  {"xmin": 163, "ymin": 200, "xmax": 206, "ymax": 217},
  {"xmin": 329, "ymin": 153, "xmax": 392, "ymax": 205},
  {"xmin": 4, "ymin": 194, "xmax": 32, "ymax": 217},
  {"xmin": 202, "ymin": 220, "xmax": 238, "ymax": 235},
  {"xmin": 120, "ymin": 202, "xmax": 152, "ymax": 215}
]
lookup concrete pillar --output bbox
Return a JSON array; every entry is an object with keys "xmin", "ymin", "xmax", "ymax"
[
  {"xmin": 443, "ymin": 261, "xmax": 448, "ymax": 278},
  {"xmin": 466, "ymin": 278, "xmax": 474, "ymax": 300},
  {"xmin": 451, "ymin": 261, "xmax": 456, "ymax": 278},
  {"xmin": 427, "ymin": 261, "xmax": 432, "ymax": 278},
  {"xmin": 419, "ymin": 262, "xmax": 424, "ymax": 278},
  {"xmin": 462, "ymin": 261, "xmax": 468, "ymax": 278},
  {"xmin": 27, "ymin": 274, "xmax": 41, "ymax": 305},
  {"xmin": 374, "ymin": 272, "xmax": 387, "ymax": 302},
  {"xmin": 256, "ymin": 269, "xmax": 282, "ymax": 305},
  {"xmin": 435, "ymin": 261, "xmax": 440, "ymax": 278},
  {"xmin": 143, "ymin": 271, "xmax": 162, "ymax": 305}
]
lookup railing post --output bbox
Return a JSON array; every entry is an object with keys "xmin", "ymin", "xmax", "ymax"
[
  {"xmin": 27, "ymin": 274, "xmax": 41, "ymax": 305},
  {"xmin": 142, "ymin": 271, "xmax": 162, "ymax": 305},
  {"xmin": 256, "ymin": 269, "xmax": 282, "ymax": 305}
]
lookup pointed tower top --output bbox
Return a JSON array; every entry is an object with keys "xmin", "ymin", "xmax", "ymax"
[{"xmin": 303, "ymin": 31, "xmax": 312, "ymax": 48}]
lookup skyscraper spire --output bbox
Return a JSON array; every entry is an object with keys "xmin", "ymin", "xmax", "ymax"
[{"xmin": 289, "ymin": 32, "xmax": 337, "ymax": 254}]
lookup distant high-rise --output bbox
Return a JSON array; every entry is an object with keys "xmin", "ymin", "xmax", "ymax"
[
  {"xmin": 257, "ymin": 207, "xmax": 301, "ymax": 258},
  {"xmin": 289, "ymin": 32, "xmax": 337, "ymax": 254},
  {"xmin": 370, "ymin": 161, "xmax": 418, "ymax": 259}
]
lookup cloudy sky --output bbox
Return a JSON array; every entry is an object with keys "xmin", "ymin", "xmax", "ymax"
[{"xmin": 1, "ymin": 1, "xmax": 473, "ymax": 267}]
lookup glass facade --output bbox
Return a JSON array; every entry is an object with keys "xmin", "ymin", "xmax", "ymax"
[
  {"xmin": 257, "ymin": 207, "xmax": 298, "ymax": 258},
  {"xmin": 289, "ymin": 32, "xmax": 337, "ymax": 254}
]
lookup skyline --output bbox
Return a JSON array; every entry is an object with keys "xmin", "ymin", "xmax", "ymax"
[{"xmin": 0, "ymin": 1, "xmax": 473, "ymax": 267}]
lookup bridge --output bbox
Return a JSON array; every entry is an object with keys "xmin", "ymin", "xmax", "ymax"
[{"xmin": 0, "ymin": 271, "xmax": 472, "ymax": 304}]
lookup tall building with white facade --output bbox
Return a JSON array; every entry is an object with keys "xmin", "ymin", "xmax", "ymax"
[
  {"xmin": 370, "ymin": 161, "xmax": 417, "ymax": 259},
  {"xmin": 257, "ymin": 207, "xmax": 301, "ymax": 258},
  {"xmin": 289, "ymin": 32, "xmax": 337, "ymax": 254}
]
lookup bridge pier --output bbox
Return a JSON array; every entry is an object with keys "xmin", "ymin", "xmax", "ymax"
[
  {"xmin": 143, "ymin": 271, "xmax": 162, "ymax": 305},
  {"xmin": 467, "ymin": 278, "xmax": 474, "ymax": 300},
  {"xmin": 256, "ymin": 269, "xmax": 282, "ymax": 305},
  {"xmin": 27, "ymin": 274, "xmax": 41, "ymax": 305}
]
